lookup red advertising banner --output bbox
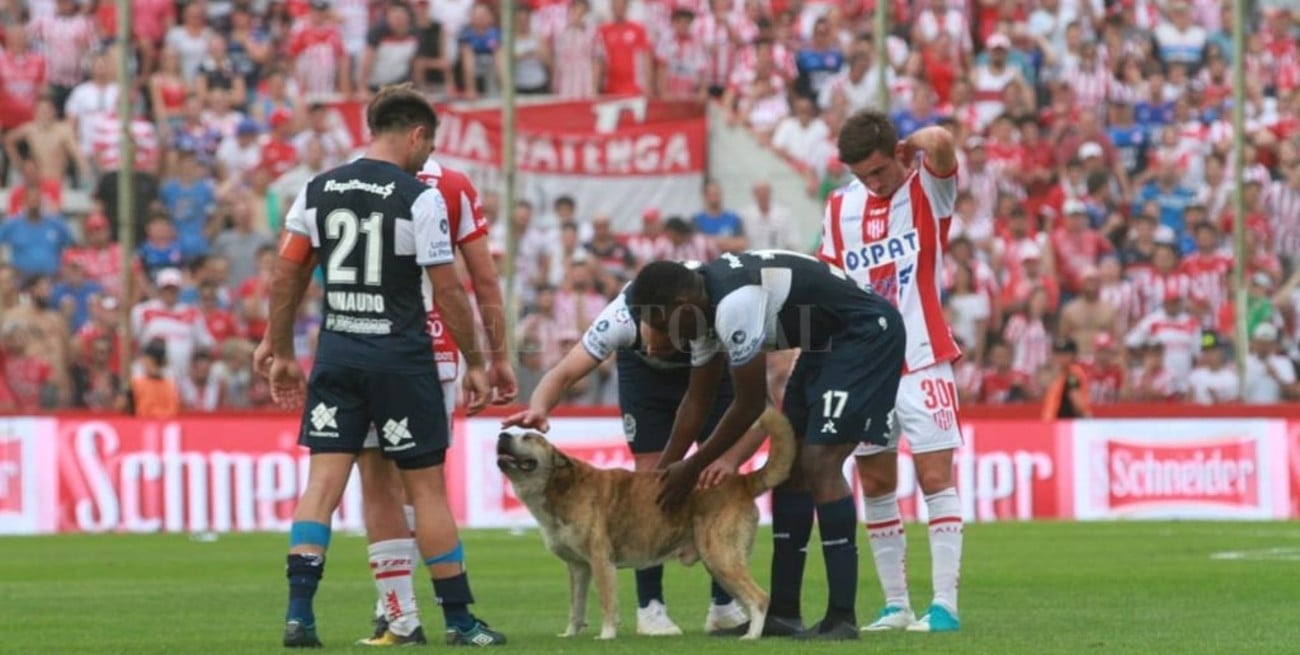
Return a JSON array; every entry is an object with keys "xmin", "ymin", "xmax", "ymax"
[{"xmin": 0, "ymin": 414, "xmax": 1295, "ymax": 534}]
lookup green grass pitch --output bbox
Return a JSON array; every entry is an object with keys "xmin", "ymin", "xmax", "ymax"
[{"xmin": 2, "ymin": 522, "xmax": 1298, "ymax": 654}]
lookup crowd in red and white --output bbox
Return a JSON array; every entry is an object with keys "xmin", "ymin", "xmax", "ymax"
[{"xmin": 0, "ymin": 0, "xmax": 1298, "ymax": 412}]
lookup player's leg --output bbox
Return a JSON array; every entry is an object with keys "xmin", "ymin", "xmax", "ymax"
[
  {"xmin": 616, "ymin": 353, "xmax": 684, "ymax": 636},
  {"xmin": 356, "ymin": 445, "xmax": 427, "ymax": 645},
  {"xmin": 796, "ymin": 319, "xmax": 906, "ymax": 641},
  {"xmin": 694, "ymin": 377, "xmax": 749, "ymax": 635},
  {"xmin": 283, "ymin": 364, "xmax": 369, "ymax": 648},
  {"xmin": 760, "ymin": 354, "xmax": 818, "ymax": 637},
  {"xmin": 901, "ymin": 363, "xmax": 965, "ymax": 634},
  {"xmin": 853, "ymin": 440, "xmax": 913, "ymax": 631},
  {"xmin": 373, "ymin": 370, "xmax": 505, "ymax": 646}
]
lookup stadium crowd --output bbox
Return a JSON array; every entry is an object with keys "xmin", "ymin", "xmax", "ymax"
[{"xmin": 0, "ymin": 0, "xmax": 1298, "ymax": 414}]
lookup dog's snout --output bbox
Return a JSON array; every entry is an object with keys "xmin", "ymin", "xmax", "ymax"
[{"xmin": 497, "ymin": 432, "xmax": 513, "ymax": 443}]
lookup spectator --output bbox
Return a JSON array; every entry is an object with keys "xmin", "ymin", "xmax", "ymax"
[
  {"xmin": 818, "ymin": 34, "xmax": 889, "ymax": 115},
  {"xmin": 1041, "ymin": 338, "xmax": 1091, "ymax": 419},
  {"xmin": 1126, "ymin": 290, "xmax": 1201, "ymax": 392},
  {"xmin": 0, "ymin": 188, "xmax": 74, "ymax": 281},
  {"xmin": 212, "ymin": 198, "xmax": 275, "ymax": 284},
  {"xmin": 945, "ymin": 263, "xmax": 991, "ymax": 362},
  {"xmin": 1004, "ymin": 286, "xmax": 1054, "ymax": 380},
  {"xmin": 293, "ymin": 103, "xmax": 353, "ymax": 170},
  {"xmin": 739, "ymin": 182, "xmax": 800, "ymax": 251},
  {"xmin": 1154, "ymin": 1, "xmax": 1207, "ymax": 67},
  {"xmin": 138, "ymin": 213, "xmax": 185, "ymax": 277},
  {"xmin": 129, "ymin": 338, "xmax": 181, "ymax": 419},
  {"xmin": 131, "ymin": 268, "xmax": 214, "ymax": 382},
  {"xmin": 691, "ymin": 180, "xmax": 746, "ymax": 253},
  {"xmin": 74, "ymin": 296, "xmax": 122, "ymax": 377},
  {"xmin": 50, "ymin": 259, "xmax": 104, "ymax": 333},
  {"xmin": 1187, "ymin": 331, "xmax": 1239, "ymax": 404},
  {"xmin": 548, "ymin": 0, "xmax": 599, "ymax": 99},
  {"xmin": 655, "ymin": 5, "xmax": 709, "ymax": 101},
  {"xmin": 1131, "ymin": 341, "xmax": 1180, "ymax": 402},
  {"xmin": 360, "ymin": 3, "xmax": 420, "ymax": 94},
  {"xmin": 216, "ymin": 118, "xmax": 266, "ymax": 183},
  {"xmin": 458, "ymin": 1, "xmax": 502, "ymax": 100},
  {"xmin": 771, "ymin": 96, "xmax": 830, "ymax": 174},
  {"xmin": 582, "ymin": 214, "xmax": 635, "ymax": 285},
  {"xmin": 196, "ymin": 35, "xmax": 248, "ymax": 107},
  {"xmin": 5, "ymin": 96, "xmax": 88, "ymax": 192},
  {"xmin": 597, "ymin": 0, "xmax": 651, "ymax": 96},
  {"xmin": 165, "ymin": 1, "xmax": 215, "ymax": 83},
  {"xmin": 288, "ymin": 0, "xmax": 353, "ymax": 101},
  {"xmin": 1086, "ymin": 333, "xmax": 1128, "ymax": 404},
  {"xmin": 160, "ymin": 149, "xmax": 220, "ymax": 260},
  {"xmin": 0, "ymin": 322, "xmax": 55, "ymax": 412},
  {"xmin": 179, "ymin": 349, "xmax": 223, "ymax": 411},
  {"xmin": 514, "ymin": 337, "xmax": 546, "ymax": 404},
  {"xmin": 70, "ymin": 335, "xmax": 124, "ymax": 411},
  {"xmin": 979, "ymin": 340, "xmax": 1034, "ymax": 403},
  {"xmin": 90, "ymin": 103, "xmax": 162, "ymax": 245},
  {"xmin": 64, "ymin": 54, "xmax": 121, "ymax": 161},
  {"xmin": 197, "ymin": 280, "xmax": 241, "ymax": 345},
  {"xmin": 794, "ymin": 16, "xmax": 843, "ymax": 103},
  {"xmin": 517, "ymin": 285, "xmax": 563, "ymax": 370},
  {"xmin": 272, "ymin": 136, "xmax": 328, "ymax": 202},
  {"xmin": 28, "ymin": 0, "xmax": 96, "ymax": 112}
]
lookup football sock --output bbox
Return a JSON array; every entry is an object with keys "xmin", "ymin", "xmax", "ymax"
[
  {"xmin": 769, "ymin": 488, "xmax": 814, "ymax": 618},
  {"xmin": 429, "ymin": 542, "xmax": 476, "ymax": 632},
  {"xmin": 710, "ymin": 579, "xmax": 733, "ymax": 606},
  {"xmin": 817, "ymin": 496, "xmax": 859, "ymax": 625},
  {"xmin": 864, "ymin": 492, "xmax": 911, "ymax": 610},
  {"xmin": 369, "ymin": 538, "xmax": 420, "ymax": 635},
  {"xmin": 285, "ymin": 553, "xmax": 325, "ymax": 626},
  {"xmin": 925, "ymin": 487, "xmax": 963, "ymax": 614},
  {"xmin": 635, "ymin": 567, "xmax": 665, "ymax": 609}
]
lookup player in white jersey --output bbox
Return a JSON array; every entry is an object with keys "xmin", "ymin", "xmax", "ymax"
[{"xmin": 817, "ymin": 111, "xmax": 963, "ymax": 633}]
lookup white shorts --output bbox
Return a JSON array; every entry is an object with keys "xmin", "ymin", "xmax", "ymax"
[
  {"xmin": 853, "ymin": 362, "xmax": 963, "ymax": 457},
  {"xmin": 362, "ymin": 376, "xmax": 459, "ymax": 449}
]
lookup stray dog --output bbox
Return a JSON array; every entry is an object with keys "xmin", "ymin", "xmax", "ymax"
[{"xmin": 496, "ymin": 407, "xmax": 795, "ymax": 640}]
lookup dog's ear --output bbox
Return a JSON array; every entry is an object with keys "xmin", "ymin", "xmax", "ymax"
[{"xmin": 551, "ymin": 450, "xmax": 572, "ymax": 468}]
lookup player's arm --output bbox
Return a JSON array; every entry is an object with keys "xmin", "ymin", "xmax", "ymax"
[
  {"xmin": 904, "ymin": 125, "xmax": 957, "ymax": 177},
  {"xmin": 657, "ymin": 355, "xmax": 726, "ymax": 468},
  {"xmin": 689, "ymin": 354, "xmax": 768, "ymax": 470},
  {"xmin": 459, "ymin": 231, "xmax": 509, "ymax": 366},
  {"xmin": 268, "ymin": 190, "xmax": 318, "ymax": 359}
]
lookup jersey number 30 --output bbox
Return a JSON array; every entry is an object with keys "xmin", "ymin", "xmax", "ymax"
[{"xmin": 325, "ymin": 209, "xmax": 384, "ymax": 285}]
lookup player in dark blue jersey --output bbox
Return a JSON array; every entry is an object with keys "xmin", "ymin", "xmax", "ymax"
[
  {"xmin": 501, "ymin": 266, "xmax": 766, "ymax": 636},
  {"xmin": 267, "ymin": 85, "xmax": 504, "ymax": 649},
  {"xmin": 629, "ymin": 250, "xmax": 906, "ymax": 641}
]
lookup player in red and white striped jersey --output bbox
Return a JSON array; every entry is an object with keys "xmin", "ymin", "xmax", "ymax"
[
  {"xmin": 348, "ymin": 156, "xmax": 516, "ymax": 645},
  {"xmin": 817, "ymin": 112, "xmax": 963, "ymax": 632}
]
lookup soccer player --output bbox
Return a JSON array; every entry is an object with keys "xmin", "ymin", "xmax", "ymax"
[
  {"xmin": 635, "ymin": 250, "xmax": 906, "ymax": 641},
  {"xmin": 817, "ymin": 111, "xmax": 964, "ymax": 633},
  {"xmin": 266, "ymin": 85, "xmax": 504, "ymax": 648},
  {"xmin": 501, "ymin": 263, "xmax": 765, "ymax": 636},
  {"xmin": 351, "ymin": 156, "xmax": 517, "ymax": 646}
]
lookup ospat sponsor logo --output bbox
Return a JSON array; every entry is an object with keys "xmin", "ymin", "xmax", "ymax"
[{"xmin": 1105, "ymin": 438, "xmax": 1259, "ymax": 509}]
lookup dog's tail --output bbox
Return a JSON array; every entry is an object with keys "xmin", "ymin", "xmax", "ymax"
[{"xmin": 746, "ymin": 407, "xmax": 797, "ymax": 495}]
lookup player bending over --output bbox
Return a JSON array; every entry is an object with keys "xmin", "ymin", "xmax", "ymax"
[
  {"xmin": 633, "ymin": 250, "xmax": 906, "ymax": 641},
  {"xmin": 820, "ymin": 111, "xmax": 965, "ymax": 633},
  {"xmin": 266, "ymin": 85, "xmax": 504, "ymax": 648},
  {"xmin": 501, "ymin": 263, "xmax": 766, "ymax": 636}
]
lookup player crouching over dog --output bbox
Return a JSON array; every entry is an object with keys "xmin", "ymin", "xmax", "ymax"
[{"xmin": 496, "ymin": 407, "xmax": 795, "ymax": 640}]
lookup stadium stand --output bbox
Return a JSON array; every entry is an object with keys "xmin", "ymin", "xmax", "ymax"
[{"xmin": 0, "ymin": 0, "xmax": 1297, "ymax": 413}]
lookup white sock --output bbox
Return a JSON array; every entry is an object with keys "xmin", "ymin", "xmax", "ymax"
[
  {"xmin": 924, "ymin": 487, "xmax": 963, "ymax": 614},
  {"xmin": 402, "ymin": 504, "xmax": 421, "ymax": 583},
  {"xmin": 863, "ymin": 493, "xmax": 910, "ymax": 610},
  {"xmin": 369, "ymin": 538, "xmax": 421, "ymax": 636}
]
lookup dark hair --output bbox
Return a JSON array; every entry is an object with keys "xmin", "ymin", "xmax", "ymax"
[
  {"xmin": 838, "ymin": 110, "xmax": 897, "ymax": 165},
  {"xmin": 628, "ymin": 261, "xmax": 699, "ymax": 318},
  {"xmin": 663, "ymin": 217, "xmax": 693, "ymax": 235},
  {"xmin": 554, "ymin": 195, "xmax": 575, "ymax": 211},
  {"xmin": 366, "ymin": 83, "xmax": 438, "ymax": 136}
]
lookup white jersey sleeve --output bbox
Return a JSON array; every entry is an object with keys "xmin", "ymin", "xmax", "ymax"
[
  {"xmin": 817, "ymin": 194, "xmax": 839, "ymax": 264},
  {"xmin": 918, "ymin": 153, "xmax": 958, "ymax": 220},
  {"xmin": 283, "ymin": 186, "xmax": 318, "ymax": 245},
  {"xmin": 413, "ymin": 187, "xmax": 454, "ymax": 267},
  {"xmin": 709, "ymin": 285, "xmax": 770, "ymax": 367},
  {"xmin": 580, "ymin": 294, "xmax": 638, "ymax": 361}
]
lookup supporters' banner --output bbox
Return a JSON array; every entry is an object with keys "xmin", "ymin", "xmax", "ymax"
[
  {"xmin": 1, "ymin": 414, "xmax": 1297, "ymax": 534},
  {"xmin": 1071, "ymin": 420, "xmax": 1291, "ymax": 520},
  {"xmin": 436, "ymin": 98, "xmax": 707, "ymax": 233}
]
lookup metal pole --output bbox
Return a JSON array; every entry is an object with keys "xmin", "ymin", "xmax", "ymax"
[
  {"xmin": 500, "ymin": 0, "xmax": 519, "ymax": 363},
  {"xmin": 1231, "ymin": 0, "xmax": 1247, "ymax": 397},
  {"xmin": 874, "ymin": 0, "xmax": 889, "ymax": 111},
  {"xmin": 116, "ymin": 0, "xmax": 136, "ymax": 380}
]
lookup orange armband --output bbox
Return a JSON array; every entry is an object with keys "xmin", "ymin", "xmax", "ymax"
[{"xmin": 278, "ymin": 231, "xmax": 313, "ymax": 265}]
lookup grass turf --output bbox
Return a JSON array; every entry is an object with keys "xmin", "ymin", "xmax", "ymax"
[{"xmin": 1, "ymin": 522, "xmax": 1298, "ymax": 654}]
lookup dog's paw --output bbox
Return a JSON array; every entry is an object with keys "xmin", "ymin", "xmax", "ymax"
[
  {"xmin": 595, "ymin": 628, "xmax": 617, "ymax": 640},
  {"xmin": 558, "ymin": 623, "xmax": 586, "ymax": 638}
]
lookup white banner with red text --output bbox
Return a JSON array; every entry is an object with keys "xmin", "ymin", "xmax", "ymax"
[
  {"xmin": 331, "ymin": 98, "xmax": 707, "ymax": 234},
  {"xmin": 0, "ymin": 415, "xmax": 1297, "ymax": 535}
]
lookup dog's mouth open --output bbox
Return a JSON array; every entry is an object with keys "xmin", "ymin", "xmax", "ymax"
[{"xmin": 496, "ymin": 439, "xmax": 538, "ymax": 473}]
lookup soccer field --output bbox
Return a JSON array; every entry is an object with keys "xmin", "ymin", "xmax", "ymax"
[{"xmin": 2, "ymin": 522, "xmax": 1297, "ymax": 654}]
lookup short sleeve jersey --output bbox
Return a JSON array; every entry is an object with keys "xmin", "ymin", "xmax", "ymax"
[
  {"xmin": 284, "ymin": 158, "xmax": 453, "ymax": 373},
  {"xmin": 689, "ymin": 250, "xmax": 893, "ymax": 367},
  {"xmin": 579, "ymin": 262, "xmax": 702, "ymax": 371}
]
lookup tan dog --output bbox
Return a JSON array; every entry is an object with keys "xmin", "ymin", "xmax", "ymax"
[{"xmin": 496, "ymin": 408, "xmax": 795, "ymax": 640}]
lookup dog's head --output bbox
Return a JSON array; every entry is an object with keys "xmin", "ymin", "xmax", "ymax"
[{"xmin": 496, "ymin": 431, "xmax": 574, "ymax": 494}]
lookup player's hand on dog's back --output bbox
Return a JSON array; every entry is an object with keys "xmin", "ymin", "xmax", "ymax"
[
  {"xmin": 463, "ymin": 366, "xmax": 492, "ymax": 415},
  {"xmin": 657, "ymin": 459, "xmax": 702, "ymax": 511},
  {"xmin": 268, "ymin": 356, "xmax": 306, "ymax": 408},
  {"xmin": 500, "ymin": 407, "xmax": 550, "ymax": 433},
  {"xmin": 696, "ymin": 459, "xmax": 737, "ymax": 490}
]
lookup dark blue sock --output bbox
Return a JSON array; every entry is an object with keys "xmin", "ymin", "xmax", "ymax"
[
  {"xmin": 710, "ymin": 579, "xmax": 733, "ymax": 606},
  {"xmin": 635, "ymin": 566, "xmax": 665, "ymax": 609},
  {"xmin": 817, "ymin": 496, "xmax": 859, "ymax": 624},
  {"xmin": 769, "ymin": 488, "xmax": 814, "ymax": 619},
  {"xmin": 433, "ymin": 573, "xmax": 477, "ymax": 631},
  {"xmin": 285, "ymin": 553, "xmax": 325, "ymax": 626}
]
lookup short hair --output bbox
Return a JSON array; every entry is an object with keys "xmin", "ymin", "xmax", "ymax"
[
  {"xmin": 366, "ymin": 84, "xmax": 438, "ymax": 136},
  {"xmin": 837, "ymin": 110, "xmax": 897, "ymax": 165},
  {"xmin": 554, "ymin": 195, "xmax": 575, "ymax": 211},
  {"xmin": 629, "ymin": 261, "xmax": 698, "ymax": 317},
  {"xmin": 663, "ymin": 217, "xmax": 693, "ymax": 235}
]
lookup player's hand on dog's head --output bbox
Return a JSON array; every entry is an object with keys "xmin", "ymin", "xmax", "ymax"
[
  {"xmin": 268, "ymin": 356, "xmax": 305, "ymax": 409},
  {"xmin": 500, "ymin": 408, "xmax": 549, "ymax": 433},
  {"xmin": 657, "ymin": 459, "xmax": 702, "ymax": 512},
  {"xmin": 489, "ymin": 359, "xmax": 518, "ymax": 405},
  {"xmin": 463, "ymin": 366, "xmax": 492, "ymax": 416},
  {"xmin": 252, "ymin": 338, "xmax": 273, "ymax": 379}
]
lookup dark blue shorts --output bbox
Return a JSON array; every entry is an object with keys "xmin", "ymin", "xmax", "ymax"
[
  {"xmin": 299, "ymin": 363, "xmax": 449, "ymax": 468},
  {"xmin": 616, "ymin": 350, "xmax": 733, "ymax": 454},
  {"xmin": 783, "ymin": 311, "xmax": 905, "ymax": 447}
]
